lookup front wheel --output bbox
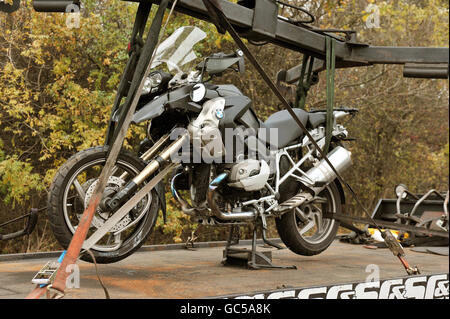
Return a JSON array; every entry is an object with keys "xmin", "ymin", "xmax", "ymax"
[
  {"xmin": 47, "ymin": 146, "xmax": 160, "ymax": 264},
  {"xmin": 275, "ymin": 182, "xmax": 341, "ymax": 256}
]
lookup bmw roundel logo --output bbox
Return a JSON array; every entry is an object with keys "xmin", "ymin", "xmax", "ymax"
[{"xmin": 215, "ymin": 108, "xmax": 224, "ymax": 119}]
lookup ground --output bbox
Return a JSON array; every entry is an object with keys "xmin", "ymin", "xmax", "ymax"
[{"xmin": 0, "ymin": 240, "xmax": 448, "ymax": 299}]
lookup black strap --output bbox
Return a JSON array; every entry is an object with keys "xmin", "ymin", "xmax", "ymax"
[
  {"xmin": 105, "ymin": 2, "xmax": 153, "ymax": 145},
  {"xmin": 324, "ymin": 36, "xmax": 336, "ymax": 154},
  {"xmin": 129, "ymin": 1, "xmax": 152, "ymax": 56},
  {"xmin": 295, "ymin": 55, "xmax": 315, "ymax": 110},
  {"xmin": 108, "ymin": 1, "xmax": 169, "ymax": 150}
]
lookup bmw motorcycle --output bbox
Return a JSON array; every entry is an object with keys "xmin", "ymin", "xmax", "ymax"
[{"xmin": 48, "ymin": 26, "xmax": 356, "ymax": 263}]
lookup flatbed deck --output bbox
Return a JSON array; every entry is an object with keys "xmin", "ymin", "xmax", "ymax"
[{"xmin": 0, "ymin": 240, "xmax": 448, "ymax": 299}]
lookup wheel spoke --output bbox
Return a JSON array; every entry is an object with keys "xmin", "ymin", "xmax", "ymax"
[
  {"xmin": 110, "ymin": 165, "xmax": 130, "ymax": 181},
  {"xmin": 299, "ymin": 219, "xmax": 315, "ymax": 235},
  {"xmin": 295, "ymin": 208, "xmax": 309, "ymax": 223},
  {"xmin": 313, "ymin": 212, "xmax": 322, "ymax": 233},
  {"xmin": 106, "ymin": 233, "xmax": 113, "ymax": 245},
  {"xmin": 114, "ymin": 233, "xmax": 121, "ymax": 244},
  {"xmin": 73, "ymin": 179, "xmax": 86, "ymax": 204},
  {"xmin": 311, "ymin": 204, "xmax": 323, "ymax": 233},
  {"xmin": 313, "ymin": 196, "xmax": 327, "ymax": 204}
]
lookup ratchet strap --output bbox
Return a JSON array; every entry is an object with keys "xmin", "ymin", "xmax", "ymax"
[
  {"xmin": 26, "ymin": 251, "xmax": 66, "ymax": 299},
  {"xmin": 201, "ymin": 0, "xmax": 419, "ymax": 276}
]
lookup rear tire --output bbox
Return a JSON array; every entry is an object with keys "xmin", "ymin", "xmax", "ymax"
[{"xmin": 275, "ymin": 182, "xmax": 341, "ymax": 256}]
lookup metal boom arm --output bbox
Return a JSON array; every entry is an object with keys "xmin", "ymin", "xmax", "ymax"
[
  {"xmin": 136, "ymin": 0, "xmax": 448, "ymax": 78},
  {"xmin": 32, "ymin": 0, "xmax": 449, "ymax": 78}
]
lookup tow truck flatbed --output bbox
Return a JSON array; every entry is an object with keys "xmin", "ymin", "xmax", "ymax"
[{"xmin": 0, "ymin": 240, "xmax": 447, "ymax": 299}]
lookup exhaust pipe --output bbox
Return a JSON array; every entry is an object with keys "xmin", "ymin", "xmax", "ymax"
[
  {"xmin": 170, "ymin": 173, "xmax": 197, "ymax": 216},
  {"xmin": 172, "ymin": 172, "xmax": 256, "ymax": 220},
  {"xmin": 275, "ymin": 146, "xmax": 352, "ymax": 213},
  {"xmin": 207, "ymin": 173, "xmax": 256, "ymax": 221}
]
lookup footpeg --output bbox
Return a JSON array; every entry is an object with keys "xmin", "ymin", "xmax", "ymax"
[{"xmin": 275, "ymin": 193, "xmax": 313, "ymax": 213}]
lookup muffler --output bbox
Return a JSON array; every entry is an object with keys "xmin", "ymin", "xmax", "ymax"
[
  {"xmin": 275, "ymin": 146, "xmax": 352, "ymax": 213},
  {"xmin": 303, "ymin": 146, "xmax": 352, "ymax": 194}
]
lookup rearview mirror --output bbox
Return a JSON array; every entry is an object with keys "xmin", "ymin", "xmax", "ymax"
[{"xmin": 33, "ymin": 0, "xmax": 79, "ymax": 12}]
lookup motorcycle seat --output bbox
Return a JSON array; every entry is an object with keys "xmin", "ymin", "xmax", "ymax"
[
  {"xmin": 308, "ymin": 112, "xmax": 327, "ymax": 128},
  {"xmin": 261, "ymin": 108, "xmax": 309, "ymax": 148}
]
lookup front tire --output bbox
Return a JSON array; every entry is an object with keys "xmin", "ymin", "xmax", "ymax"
[
  {"xmin": 275, "ymin": 182, "xmax": 341, "ymax": 256},
  {"xmin": 48, "ymin": 146, "xmax": 160, "ymax": 264}
]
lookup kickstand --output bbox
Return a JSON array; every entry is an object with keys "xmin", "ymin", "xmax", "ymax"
[
  {"xmin": 222, "ymin": 225, "xmax": 240, "ymax": 259},
  {"xmin": 261, "ymin": 223, "xmax": 284, "ymax": 250},
  {"xmin": 248, "ymin": 224, "xmax": 296, "ymax": 270}
]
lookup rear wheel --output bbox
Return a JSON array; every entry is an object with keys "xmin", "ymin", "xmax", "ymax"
[
  {"xmin": 275, "ymin": 182, "xmax": 341, "ymax": 256},
  {"xmin": 47, "ymin": 146, "xmax": 160, "ymax": 264}
]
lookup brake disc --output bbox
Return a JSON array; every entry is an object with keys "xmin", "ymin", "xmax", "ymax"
[{"xmin": 83, "ymin": 176, "xmax": 150, "ymax": 233}]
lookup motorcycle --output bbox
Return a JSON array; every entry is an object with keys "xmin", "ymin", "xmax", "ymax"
[{"xmin": 48, "ymin": 26, "xmax": 357, "ymax": 263}]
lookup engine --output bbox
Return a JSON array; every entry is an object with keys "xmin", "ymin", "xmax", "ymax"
[
  {"xmin": 188, "ymin": 97, "xmax": 270, "ymax": 192},
  {"xmin": 188, "ymin": 97, "xmax": 226, "ymax": 159},
  {"xmin": 227, "ymin": 159, "xmax": 270, "ymax": 191}
]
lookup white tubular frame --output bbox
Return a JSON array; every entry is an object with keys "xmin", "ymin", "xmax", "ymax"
[{"xmin": 238, "ymin": 139, "xmax": 320, "ymax": 214}]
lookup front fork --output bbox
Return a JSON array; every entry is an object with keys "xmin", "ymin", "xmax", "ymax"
[{"xmin": 105, "ymin": 132, "xmax": 188, "ymax": 211}]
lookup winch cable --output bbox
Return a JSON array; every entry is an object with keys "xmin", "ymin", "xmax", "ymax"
[
  {"xmin": 201, "ymin": 0, "xmax": 419, "ymax": 275},
  {"xmin": 26, "ymin": 0, "xmax": 179, "ymax": 299}
]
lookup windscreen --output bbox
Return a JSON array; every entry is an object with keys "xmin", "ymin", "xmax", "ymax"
[{"xmin": 151, "ymin": 26, "xmax": 207, "ymax": 73}]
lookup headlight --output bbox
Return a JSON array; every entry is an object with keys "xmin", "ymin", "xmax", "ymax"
[
  {"xmin": 142, "ymin": 72, "xmax": 163, "ymax": 95},
  {"xmin": 190, "ymin": 83, "xmax": 206, "ymax": 102}
]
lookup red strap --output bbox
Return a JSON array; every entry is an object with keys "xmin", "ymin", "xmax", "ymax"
[
  {"xmin": 51, "ymin": 195, "xmax": 101, "ymax": 293},
  {"xmin": 25, "ymin": 195, "xmax": 101, "ymax": 299},
  {"xmin": 25, "ymin": 286, "xmax": 48, "ymax": 299}
]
